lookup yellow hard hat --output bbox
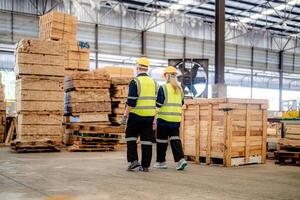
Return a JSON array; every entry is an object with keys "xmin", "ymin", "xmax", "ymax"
[
  {"xmin": 164, "ymin": 66, "xmax": 177, "ymax": 74},
  {"xmin": 137, "ymin": 57, "xmax": 149, "ymax": 68}
]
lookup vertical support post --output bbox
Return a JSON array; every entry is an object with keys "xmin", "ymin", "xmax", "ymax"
[
  {"xmin": 141, "ymin": 30, "xmax": 146, "ymax": 56},
  {"xmin": 183, "ymin": 36, "xmax": 186, "ymax": 59},
  {"xmin": 195, "ymin": 105, "xmax": 200, "ymax": 164},
  {"xmin": 279, "ymin": 50, "xmax": 284, "ymax": 112},
  {"xmin": 250, "ymin": 47, "xmax": 254, "ymax": 98},
  {"xmin": 225, "ymin": 110, "xmax": 232, "ymax": 167},
  {"xmin": 245, "ymin": 105, "xmax": 251, "ymax": 163},
  {"xmin": 206, "ymin": 104, "xmax": 212, "ymax": 165},
  {"xmin": 95, "ymin": 23, "xmax": 99, "ymax": 69},
  {"xmin": 11, "ymin": 0, "xmax": 14, "ymax": 42},
  {"xmin": 213, "ymin": 0, "xmax": 226, "ymax": 98}
]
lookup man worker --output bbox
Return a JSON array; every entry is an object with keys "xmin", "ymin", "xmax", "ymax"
[{"xmin": 122, "ymin": 57, "xmax": 158, "ymax": 172}]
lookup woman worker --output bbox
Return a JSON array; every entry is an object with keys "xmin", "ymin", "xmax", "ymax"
[{"xmin": 154, "ymin": 66, "xmax": 187, "ymax": 170}]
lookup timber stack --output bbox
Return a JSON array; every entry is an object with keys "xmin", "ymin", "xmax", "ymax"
[
  {"xmin": 266, "ymin": 122, "xmax": 281, "ymax": 158},
  {"xmin": 181, "ymin": 98, "xmax": 268, "ymax": 167},
  {"xmin": 100, "ymin": 67, "xmax": 134, "ymax": 125},
  {"xmin": 275, "ymin": 121, "xmax": 300, "ymax": 166},
  {"xmin": 12, "ymin": 38, "xmax": 65, "ymax": 152},
  {"xmin": 0, "ymin": 82, "xmax": 5, "ymax": 143},
  {"xmin": 64, "ymin": 71, "xmax": 123, "ymax": 151}
]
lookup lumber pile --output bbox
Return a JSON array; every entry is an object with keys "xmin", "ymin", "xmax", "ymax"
[
  {"xmin": 181, "ymin": 98, "xmax": 268, "ymax": 167},
  {"xmin": 275, "ymin": 121, "xmax": 300, "ymax": 166},
  {"xmin": 39, "ymin": 12, "xmax": 77, "ymax": 42},
  {"xmin": 39, "ymin": 12, "xmax": 89, "ymax": 72},
  {"xmin": 0, "ymin": 82, "xmax": 5, "ymax": 143},
  {"xmin": 64, "ymin": 71, "xmax": 124, "ymax": 151},
  {"xmin": 14, "ymin": 38, "xmax": 65, "ymax": 152},
  {"xmin": 266, "ymin": 122, "xmax": 281, "ymax": 158},
  {"xmin": 98, "ymin": 67, "xmax": 134, "ymax": 125}
]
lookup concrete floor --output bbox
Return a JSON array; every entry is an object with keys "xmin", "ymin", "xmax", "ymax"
[{"xmin": 0, "ymin": 147, "xmax": 299, "ymax": 200}]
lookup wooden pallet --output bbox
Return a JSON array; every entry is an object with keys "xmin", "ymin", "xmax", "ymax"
[
  {"xmin": 10, "ymin": 139, "xmax": 60, "ymax": 153},
  {"xmin": 274, "ymin": 150, "xmax": 300, "ymax": 166}
]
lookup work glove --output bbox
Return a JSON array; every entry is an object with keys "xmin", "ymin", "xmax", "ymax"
[{"xmin": 121, "ymin": 115, "xmax": 128, "ymax": 125}]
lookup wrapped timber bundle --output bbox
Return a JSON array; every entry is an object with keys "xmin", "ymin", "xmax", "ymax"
[
  {"xmin": 275, "ymin": 121, "xmax": 300, "ymax": 166},
  {"xmin": 181, "ymin": 98, "xmax": 268, "ymax": 167},
  {"xmin": 64, "ymin": 71, "xmax": 123, "ymax": 151},
  {"xmin": 12, "ymin": 38, "xmax": 66, "ymax": 152},
  {"xmin": 0, "ymin": 82, "xmax": 6, "ymax": 143}
]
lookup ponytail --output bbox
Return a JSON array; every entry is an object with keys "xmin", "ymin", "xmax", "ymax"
[{"xmin": 166, "ymin": 74, "xmax": 182, "ymax": 94}]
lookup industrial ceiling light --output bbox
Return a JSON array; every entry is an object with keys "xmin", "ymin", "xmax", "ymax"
[
  {"xmin": 250, "ymin": 13, "xmax": 262, "ymax": 19},
  {"xmin": 288, "ymin": 0, "xmax": 299, "ymax": 5},
  {"xmin": 178, "ymin": 0, "xmax": 194, "ymax": 5},
  {"xmin": 169, "ymin": 4, "xmax": 185, "ymax": 10}
]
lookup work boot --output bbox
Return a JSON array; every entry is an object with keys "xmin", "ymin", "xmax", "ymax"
[
  {"xmin": 127, "ymin": 160, "xmax": 140, "ymax": 171},
  {"xmin": 153, "ymin": 162, "xmax": 167, "ymax": 169},
  {"xmin": 139, "ymin": 166, "xmax": 149, "ymax": 172},
  {"xmin": 176, "ymin": 158, "xmax": 187, "ymax": 170}
]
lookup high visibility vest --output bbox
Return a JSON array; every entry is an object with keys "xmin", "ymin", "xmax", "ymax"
[
  {"xmin": 157, "ymin": 83, "xmax": 183, "ymax": 122},
  {"xmin": 130, "ymin": 76, "xmax": 157, "ymax": 117}
]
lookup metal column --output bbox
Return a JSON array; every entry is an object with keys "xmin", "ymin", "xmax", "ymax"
[
  {"xmin": 95, "ymin": 23, "xmax": 99, "ymax": 69},
  {"xmin": 279, "ymin": 50, "xmax": 283, "ymax": 112},
  {"xmin": 250, "ymin": 46, "xmax": 254, "ymax": 98},
  {"xmin": 141, "ymin": 30, "xmax": 146, "ymax": 56},
  {"xmin": 183, "ymin": 36, "xmax": 186, "ymax": 59},
  {"xmin": 213, "ymin": 0, "xmax": 226, "ymax": 97}
]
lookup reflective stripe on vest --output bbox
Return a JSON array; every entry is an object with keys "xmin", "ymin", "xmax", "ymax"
[
  {"xmin": 130, "ymin": 76, "xmax": 157, "ymax": 117},
  {"xmin": 157, "ymin": 83, "xmax": 183, "ymax": 122}
]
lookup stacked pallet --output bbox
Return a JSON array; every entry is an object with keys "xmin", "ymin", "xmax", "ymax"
[
  {"xmin": 181, "ymin": 98, "xmax": 268, "ymax": 167},
  {"xmin": 275, "ymin": 121, "xmax": 300, "ymax": 166},
  {"xmin": 39, "ymin": 12, "xmax": 89, "ymax": 72},
  {"xmin": 0, "ymin": 82, "xmax": 5, "ymax": 142},
  {"xmin": 13, "ymin": 39, "xmax": 65, "ymax": 152}
]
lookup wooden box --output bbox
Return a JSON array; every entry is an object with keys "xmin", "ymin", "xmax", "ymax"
[{"xmin": 181, "ymin": 98, "xmax": 268, "ymax": 167}]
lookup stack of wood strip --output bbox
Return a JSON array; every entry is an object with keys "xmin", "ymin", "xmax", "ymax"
[
  {"xmin": 181, "ymin": 98, "xmax": 268, "ymax": 167},
  {"xmin": 65, "ymin": 71, "xmax": 124, "ymax": 151},
  {"xmin": 98, "ymin": 67, "xmax": 134, "ymax": 125},
  {"xmin": 266, "ymin": 122, "xmax": 281, "ymax": 158},
  {"xmin": 13, "ymin": 38, "xmax": 65, "ymax": 152},
  {"xmin": 39, "ymin": 12, "xmax": 77, "ymax": 42},
  {"xmin": 275, "ymin": 121, "xmax": 300, "ymax": 166},
  {"xmin": 0, "ymin": 82, "xmax": 5, "ymax": 143}
]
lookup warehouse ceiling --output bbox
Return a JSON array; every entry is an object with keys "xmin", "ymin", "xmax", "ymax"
[
  {"xmin": 65, "ymin": 0, "xmax": 300, "ymax": 38},
  {"xmin": 118, "ymin": 0, "xmax": 300, "ymax": 37}
]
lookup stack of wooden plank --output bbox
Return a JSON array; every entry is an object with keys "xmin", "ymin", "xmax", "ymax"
[
  {"xmin": 275, "ymin": 121, "xmax": 300, "ymax": 166},
  {"xmin": 39, "ymin": 12, "xmax": 77, "ymax": 42},
  {"xmin": 0, "ymin": 83, "xmax": 5, "ymax": 143},
  {"xmin": 181, "ymin": 98, "xmax": 268, "ymax": 167},
  {"xmin": 98, "ymin": 67, "xmax": 134, "ymax": 125},
  {"xmin": 64, "ymin": 71, "xmax": 125, "ymax": 151},
  {"xmin": 267, "ymin": 122, "xmax": 281, "ymax": 158},
  {"xmin": 13, "ymin": 38, "xmax": 65, "ymax": 152},
  {"xmin": 39, "ymin": 12, "xmax": 89, "ymax": 72}
]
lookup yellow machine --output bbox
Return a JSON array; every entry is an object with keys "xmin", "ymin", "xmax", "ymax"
[{"xmin": 282, "ymin": 100, "xmax": 300, "ymax": 119}]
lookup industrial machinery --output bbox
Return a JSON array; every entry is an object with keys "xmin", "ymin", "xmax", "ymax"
[
  {"xmin": 168, "ymin": 59, "xmax": 209, "ymax": 98},
  {"xmin": 282, "ymin": 100, "xmax": 300, "ymax": 119}
]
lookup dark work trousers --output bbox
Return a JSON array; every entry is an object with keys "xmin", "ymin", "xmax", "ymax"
[
  {"xmin": 156, "ymin": 125, "xmax": 184, "ymax": 163},
  {"xmin": 125, "ymin": 116, "xmax": 153, "ymax": 168}
]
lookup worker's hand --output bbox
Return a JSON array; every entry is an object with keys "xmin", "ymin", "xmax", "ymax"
[
  {"xmin": 152, "ymin": 121, "xmax": 157, "ymax": 131},
  {"xmin": 121, "ymin": 115, "xmax": 128, "ymax": 125}
]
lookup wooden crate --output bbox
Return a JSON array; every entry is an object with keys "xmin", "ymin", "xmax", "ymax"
[{"xmin": 181, "ymin": 98, "xmax": 268, "ymax": 167}]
